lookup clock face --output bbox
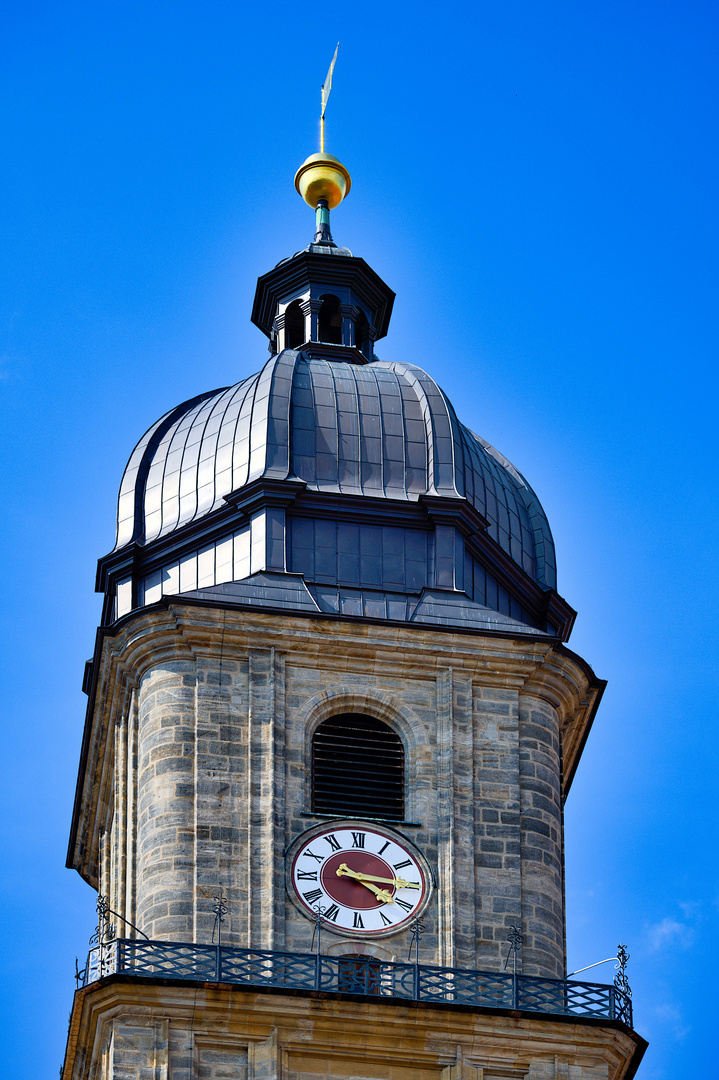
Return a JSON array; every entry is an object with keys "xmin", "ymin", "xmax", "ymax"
[{"xmin": 288, "ymin": 822, "xmax": 431, "ymax": 937}]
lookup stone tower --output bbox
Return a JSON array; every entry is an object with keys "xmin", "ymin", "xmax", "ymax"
[{"xmin": 62, "ymin": 150, "xmax": 646, "ymax": 1080}]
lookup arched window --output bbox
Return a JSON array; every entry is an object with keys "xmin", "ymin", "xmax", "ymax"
[
  {"xmin": 312, "ymin": 713, "xmax": 404, "ymax": 820},
  {"xmin": 318, "ymin": 294, "xmax": 342, "ymax": 345},
  {"xmin": 285, "ymin": 300, "xmax": 305, "ymax": 349}
]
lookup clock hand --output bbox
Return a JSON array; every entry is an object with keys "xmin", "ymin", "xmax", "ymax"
[
  {"xmin": 336, "ymin": 864, "xmax": 420, "ymax": 890},
  {"xmin": 335, "ymin": 864, "xmax": 394, "ymax": 903},
  {"xmin": 353, "ymin": 878, "xmax": 395, "ymax": 904}
]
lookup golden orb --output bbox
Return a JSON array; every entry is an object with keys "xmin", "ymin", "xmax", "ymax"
[{"xmin": 294, "ymin": 152, "xmax": 351, "ymax": 210}]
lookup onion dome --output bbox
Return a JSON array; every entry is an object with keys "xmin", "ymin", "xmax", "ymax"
[{"xmin": 96, "ymin": 156, "xmax": 575, "ymax": 641}]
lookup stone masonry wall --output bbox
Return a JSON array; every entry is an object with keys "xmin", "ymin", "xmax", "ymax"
[{"xmin": 85, "ymin": 606, "xmax": 601, "ymax": 978}]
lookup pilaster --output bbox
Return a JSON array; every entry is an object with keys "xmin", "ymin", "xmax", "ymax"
[
  {"xmin": 249, "ymin": 1029, "xmax": 284, "ymax": 1080},
  {"xmin": 247, "ymin": 648, "xmax": 286, "ymax": 950},
  {"xmin": 473, "ymin": 683, "xmax": 522, "ymax": 970},
  {"xmin": 340, "ymin": 303, "xmax": 360, "ymax": 347},
  {"xmin": 450, "ymin": 669, "xmax": 477, "ymax": 969},
  {"xmin": 436, "ymin": 667, "xmax": 455, "ymax": 968},
  {"xmin": 136, "ymin": 659, "xmax": 197, "ymax": 940},
  {"xmin": 192, "ymin": 644, "xmax": 247, "ymax": 946},
  {"xmin": 519, "ymin": 690, "xmax": 564, "ymax": 977},
  {"xmin": 300, "ymin": 299, "xmax": 321, "ymax": 342}
]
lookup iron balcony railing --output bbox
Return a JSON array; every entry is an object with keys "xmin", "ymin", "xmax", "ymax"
[{"xmin": 77, "ymin": 938, "xmax": 632, "ymax": 1028}]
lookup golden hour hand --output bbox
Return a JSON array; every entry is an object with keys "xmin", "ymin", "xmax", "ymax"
[
  {"xmin": 336, "ymin": 863, "xmax": 419, "ymax": 890},
  {"xmin": 336, "ymin": 863, "xmax": 419, "ymax": 892},
  {"xmin": 336, "ymin": 863, "xmax": 420, "ymax": 890},
  {"xmin": 335, "ymin": 864, "xmax": 394, "ymax": 903}
]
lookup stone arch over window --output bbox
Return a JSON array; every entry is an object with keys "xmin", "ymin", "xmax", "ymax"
[
  {"xmin": 318, "ymin": 294, "xmax": 342, "ymax": 344},
  {"xmin": 297, "ymin": 687, "xmax": 426, "ymax": 823},
  {"xmin": 285, "ymin": 299, "xmax": 305, "ymax": 350}
]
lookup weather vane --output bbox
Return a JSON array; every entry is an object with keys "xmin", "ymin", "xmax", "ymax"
[{"xmin": 320, "ymin": 43, "xmax": 339, "ymax": 154}]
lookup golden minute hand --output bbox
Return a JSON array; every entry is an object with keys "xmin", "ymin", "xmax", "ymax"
[
  {"xmin": 336, "ymin": 864, "xmax": 419, "ymax": 890},
  {"xmin": 336, "ymin": 864, "xmax": 394, "ymax": 903}
]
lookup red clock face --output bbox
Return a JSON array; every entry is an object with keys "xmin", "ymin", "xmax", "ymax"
[{"xmin": 288, "ymin": 823, "xmax": 431, "ymax": 936}]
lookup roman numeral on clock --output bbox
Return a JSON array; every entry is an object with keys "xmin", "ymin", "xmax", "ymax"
[
  {"xmin": 303, "ymin": 849, "xmax": 323, "ymax": 863},
  {"xmin": 377, "ymin": 840, "xmax": 390, "ymax": 856},
  {"xmin": 379, "ymin": 910, "xmax": 393, "ymax": 926},
  {"xmin": 302, "ymin": 888, "xmax": 323, "ymax": 905},
  {"xmin": 323, "ymin": 904, "xmax": 340, "ymax": 922},
  {"xmin": 297, "ymin": 870, "xmax": 317, "ymax": 880},
  {"xmin": 393, "ymin": 859, "xmax": 411, "ymax": 869},
  {"xmin": 395, "ymin": 897, "xmax": 413, "ymax": 912},
  {"xmin": 351, "ymin": 832, "xmax": 365, "ymax": 848},
  {"xmin": 353, "ymin": 912, "xmax": 364, "ymax": 929},
  {"xmin": 324, "ymin": 833, "xmax": 340, "ymax": 851}
]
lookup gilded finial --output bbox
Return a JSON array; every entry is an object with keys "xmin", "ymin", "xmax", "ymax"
[
  {"xmin": 294, "ymin": 152, "xmax": 351, "ymax": 211},
  {"xmin": 294, "ymin": 45, "xmax": 351, "ymax": 244}
]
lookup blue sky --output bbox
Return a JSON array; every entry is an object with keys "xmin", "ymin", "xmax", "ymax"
[{"xmin": 1, "ymin": 2, "xmax": 716, "ymax": 1076}]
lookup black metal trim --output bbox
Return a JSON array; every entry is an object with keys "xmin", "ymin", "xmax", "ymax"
[
  {"xmin": 251, "ymin": 251, "xmax": 395, "ymax": 342},
  {"xmin": 76, "ymin": 939, "xmax": 635, "ymax": 1030}
]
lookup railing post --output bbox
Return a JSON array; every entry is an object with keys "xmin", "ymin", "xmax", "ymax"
[
  {"xmin": 414, "ymin": 962, "xmax": 420, "ymax": 1001},
  {"xmin": 116, "ymin": 939, "xmax": 122, "ymax": 974},
  {"xmin": 609, "ymin": 985, "xmax": 616, "ymax": 1019},
  {"xmin": 512, "ymin": 974, "xmax": 519, "ymax": 1010},
  {"xmin": 216, "ymin": 944, "xmax": 221, "ymax": 983},
  {"xmin": 312, "ymin": 906, "xmax": 324, "ymax": 991}
]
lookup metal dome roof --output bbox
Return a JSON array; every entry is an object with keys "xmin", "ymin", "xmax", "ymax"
[{"xmin": 114, "ymin": 350, "xmax": 556, "ymax": 590}]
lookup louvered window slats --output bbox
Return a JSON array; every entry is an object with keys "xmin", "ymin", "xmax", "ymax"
[{"xmin": 312, "ymin": 714, "xmax": 404, "ymax": 820}]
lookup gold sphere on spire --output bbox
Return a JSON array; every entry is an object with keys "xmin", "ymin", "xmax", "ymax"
[{"xmin": 294, "ymin": 152, "xmax": 351, "ymax": 210}]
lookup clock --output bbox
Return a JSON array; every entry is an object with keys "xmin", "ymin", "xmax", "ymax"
[{"xmin": 287, "ymin": 821, "xmax": 432, "ymax": 936}]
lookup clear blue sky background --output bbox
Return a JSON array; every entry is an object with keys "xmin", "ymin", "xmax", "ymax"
[{"xmin": 1, "ymin": 2, "xmax": 716, "ymax": 1077}]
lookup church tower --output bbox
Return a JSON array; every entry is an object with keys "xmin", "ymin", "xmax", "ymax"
[{"xmin": 62, "ymin": 142, "xmax": 646, "ymax": 1079}]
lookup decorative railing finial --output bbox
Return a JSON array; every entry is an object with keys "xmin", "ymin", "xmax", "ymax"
[
  {"xmin": 311, "ymin": 902, "xmax": 329, "ymax": 955},
  {"xmin": 88, "ymin": 893, "xmax": 114, "ymax": 947},
  {"xmin": 504, "ymin": 924, "xmax": 523, "ymax": 975},
  {"xmin": 408, "ymin": 916, "xmax": 425, "ymax": 963},
  {"xmin": 87, "ymin": 894, "xmax": 115, "ymax": 979},
  {"xmin": 212, "ymin": 892, "xmax": 229, "ymax": 947},
  {"xmin": 614, "ymin": 943, "xmax": 632, "ymax": 999}
]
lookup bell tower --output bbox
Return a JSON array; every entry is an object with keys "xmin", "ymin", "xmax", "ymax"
[{"xmin": 61, "ymin": 114, "xmax": 646, "ymax": 1080}]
